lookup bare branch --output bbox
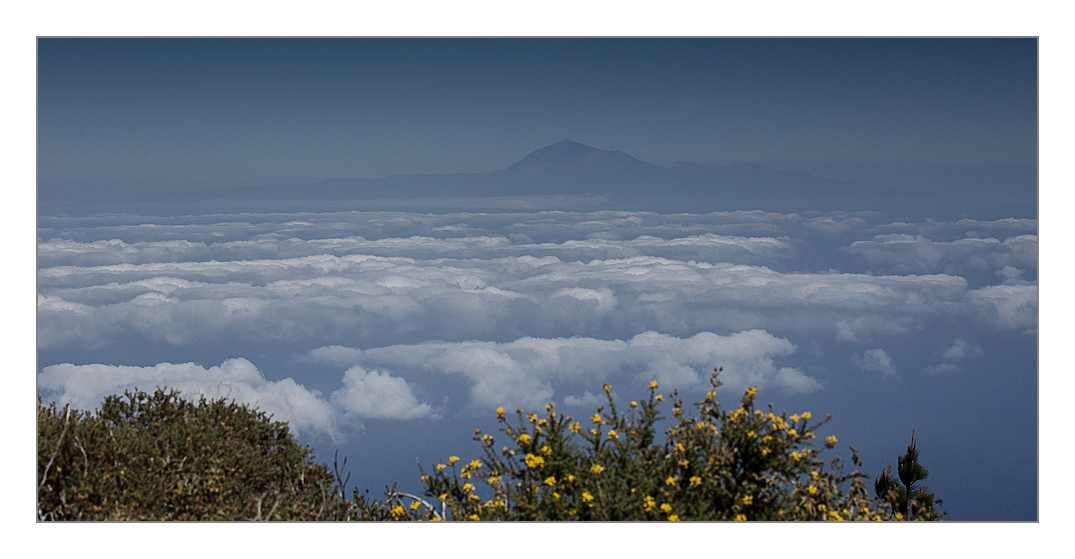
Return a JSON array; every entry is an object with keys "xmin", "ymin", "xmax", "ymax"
[{"xmin": 40, "ymin": 406, "xmax": 71, "ymax": 489}]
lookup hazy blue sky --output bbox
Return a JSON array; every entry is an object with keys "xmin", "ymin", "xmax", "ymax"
[{"xmin": 38, "ymin": 38, "xmax": 1036, "ymax": 194}]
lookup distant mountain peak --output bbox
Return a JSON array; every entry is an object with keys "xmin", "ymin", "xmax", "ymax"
[{"xmin": 506, "ymin": 139, "xmax": 662, "ymax": 176}]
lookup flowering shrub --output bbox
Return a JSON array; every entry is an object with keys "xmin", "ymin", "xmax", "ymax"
[{"xmin": 414, "ymin": 370, "xmax": 904, "ymax": 521}]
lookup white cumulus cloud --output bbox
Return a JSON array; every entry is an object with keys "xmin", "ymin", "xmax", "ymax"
[
  {"xmin": 855, "ymin": 348, "xmax": 897, "ymax": 378},
  {"xmin": 331, "ymin": 366, "xmax": 433, "ymax": 420},
  {"xmin": 942, "ymin": 338, "xmax": 984, "ymax": 361}
]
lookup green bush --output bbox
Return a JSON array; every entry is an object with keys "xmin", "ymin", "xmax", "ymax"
[
  {"xmin": 412, "ymin": 370, "xmax": 907, "ymax": 521},
  {"xmin": 37, "ymin": 388, "xmax": 376, "ymax": 520}
]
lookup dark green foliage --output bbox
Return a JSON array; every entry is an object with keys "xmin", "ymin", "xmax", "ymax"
[
  {"xmin": 37, "ymin": 388, "xmax": 396, "ymax": 521},
  {"xmin": 874, "ymin": 430, "xmax": 944, "ymax": 521}
]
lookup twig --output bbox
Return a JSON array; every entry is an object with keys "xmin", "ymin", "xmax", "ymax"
[
  {"xmin": 74, "ymin": 435, "xmax": 89, "ymax": 480},
  {"xmin": 40, "ymin": 406, "xmax": 71, "ymax": 488},
  {"xmin": 391, "ymin": 491, "xmax": 443, "ymax": 521},
  {"xmin": 266, "ymin": 493, "xmax": 282, "ymax": 521}
]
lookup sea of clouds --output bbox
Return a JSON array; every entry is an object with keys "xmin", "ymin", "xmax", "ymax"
[{"xmin": 37, "ymin": 208, "xmax": 1037, "ymax": 443}]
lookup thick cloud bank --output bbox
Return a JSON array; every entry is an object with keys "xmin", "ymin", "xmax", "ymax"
[{"xmin": 310, "ymin": 330, "xmax": 818, "ymax": 410}]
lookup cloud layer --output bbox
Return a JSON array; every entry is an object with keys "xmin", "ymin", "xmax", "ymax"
[{"xmin": 38, "ymin": 209, "xmax": 1036, "ymax": 439}]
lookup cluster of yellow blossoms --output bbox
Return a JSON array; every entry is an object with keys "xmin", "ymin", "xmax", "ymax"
[{"xmin": 410, "ymin": 375, "xmax": 895, "ymax": 522}]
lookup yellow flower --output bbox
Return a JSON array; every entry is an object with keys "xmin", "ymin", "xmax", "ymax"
[
  {"xmin": 467, "ymin": 493, "xmax": 481, "ymax": 502},
  {"xmin": 696, "ymin": 422, "xmax": 706, "ymax": 431},
  {"xmin": 741, "ymin": 495, "xmax": 753, "ymax": 506},
  {"xmin": 788, "ymin": 429, "xmax": 798, "ymax": 438},
  {"xmin": 436, "ymin": 463, "xmax": 446, "ymax": 471},
  {"xmin": 462, "ymin": 483, "xmax": 475, "ymax": 492},
  {"xmin": 668, "ymin": 514, "xmax": 680, "ymax": 521},
  {"xmin": 649, "ymin": 380, "xmax": 659, "ymax": 390},
  {"xmin": 390, "ymin": 505, "xmax": 405, "ymax": 519},
  {"xmin": 825, "ymin": 435, "xmax": 838, "ymax": 448},
  {"xmin": 760, "ymin": 448, "xmax": 770, "ymax": 456},
  {"xmin": 678, "ymin": 459, "xmax": 690, "ymax": 467},
  {"xmin": 790, "ymin": 414, "xmax": 800, "ymax": 422},
  {"xmin": 689, "ymin": 476, "xmax": 702, "ymax": 487},
  {"xmin": 545, "ymin": 402, "xmax": 555, "ymax": 412},
  {"xmin": 734, "ymin": 514, "xmax": 747, "ymax": 521},
  {"xmin": 665, "ymin": 476, "xmax": 677, "ymax": 486},
  {"xmin": 517, "ymin": 433, "xmax": 531, "ymax": 445},
  {"xmin": 591, "ymin": 413, "xmax": 602, "ymax": 424},
  {"xmin": 811, "ymin": 471, "xmax": 819, "ymax": 480},
  {"xmin": 468, "ymin": 514, "xmax": 480, "ymax": 521},
  {"xmin": 487, "ymin": 475, "xmax": 501, "ymax": 485},
  {"xmin": 567, "ymin": 474, "xmax": 575, "ymax": 482},
  {"xmin": 655, "ymin": 394, "xmax": 664, "ymax": 401},
  {"xmin": 706, "ymin": 390, "xmax": 716, "ymax": 400},
  {"xmin": 430, "ymin": 516, "xmax": 442, "ymax": 522},
  {"xmin": 801, "ymin": 412, "xmax": 812, "ymax": 420},
  {"xmin": 746, "ymin": 386, "xmax": 757, "ymax": 397},
  {"xmin": 747, "ymin": 430, "xmax": 756, "ymax": 438},
  {"xmin": 660, "ymin": 503, "xmax": 672, "ymax": 513},
  {"xmin": 496, "ymin": 406, "xmax": 505, "ymax": 419},
  {"xmin": 630, "ymin": 401, "xmax": 638, "ymax": 408},
  {"xmin": 527, "ymin": 412, "xmax": 539, "ymax": 423},
  {"xmin": 817, "ymin": 504, "xmax": 826, "ymax": 512},
  {"xmin": 608, "ymin": 429, "xmax": 619, "ymax": 440},
  {"xmin": 524, "ymin": 453, "xmax": 545, "ymax": 469},
  {"xmin": 808, "ymin": 484, "xmax": 818, "ymax": 495},
  {"xmin": 581, "ymin": 492, "xmax": 594, "ymax": 502},
  {"xmin": 643, "ymin": 496, "xmax": 657, "ymax": 511},
  {"xmin": 591, "ymin": 428, "xmax": 600, "ymax": 436},
  {"xmin": 827, "ymin": 511, "xmax": 843, "ymax": 521},
  {"xmin": 409, "ymin": 500, "xmax": 421, "ymax": 510},
  {"xmin": 541, "ymin": 444, "xmax": 552, "ymax": 456},
  {"xmin": 469, "ymin": 459, "xmax": 482, "ymax": 469},
  {"xmin": 672, "ymin": 406, "xmax": 682, "ymax": 417},
  {"xmin": 762, "ymin": 435, "xmax": 773, "ymax": 443},
  {"xmin": 553, "ymin": 492, "xmax": 561, "ymax": 499},
  {"xmin": 895, "ymin": 512, "xmax": 903, "ymax": 520},
  {"xmin": 591, "ymin": 464, "xmax": 604, "ymax": 474},
  {"xmin": 603, "ymin": 383, "xmax": 612, "ymax": 394},
  {"xmin": 438, "ymin": 493, "xmax": 447, "ymax": 501},
  {"xmin": 790, "ymin": 451, "xmax": 801, "ymax": 461},
  {"xmin": 544, "ymin": 476, "xmax": 557, "ymax": 486},
  {"xmin": 448, "ymin": 456, "xmax": 460, "ymax": 465},
  {"xmin": 569, "ymin": 422, "xmax": 581, "ymax": 433},
  {"xmin": 676, "ymin": 442, "xmax": 685, "ymax": 453}
]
